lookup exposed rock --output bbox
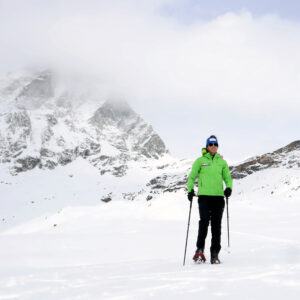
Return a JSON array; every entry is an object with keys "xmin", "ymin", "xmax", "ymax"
[
  {"xmin": 46, "ymin": 114, "xmax": 58, "ymax": 126},
  {"xmin": 15, "ymin": 156, "xmax": 40, "ymax": 172},
  {"xmin": 90, "ymin": 100, "xmax": 167, "ymax": 160},
  {"xmin": 90, "ymin": 100, "xmax": 137, "ymax": 128},
  {"xmin": 146, "ymin": 173, "xmax": 188, "ymax": 194},
  {"xmin": 16, "ymin": 71, "xmax": 54, "ymax": 109},
  {"xmin": 101, "ymin": 193, "xmax": 112, "ymax": 203},
  {"xmin": 230, "ymin": 141, "xmax": 300, "ymax": 179}
]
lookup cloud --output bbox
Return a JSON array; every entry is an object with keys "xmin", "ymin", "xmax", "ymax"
[
  {"xmin": 1, "ymin": 1, "xmax": 300, "ymax": 112},
  {"xmin": 1, "ymin": 0, "xmax": 300, "ymax": 159}
]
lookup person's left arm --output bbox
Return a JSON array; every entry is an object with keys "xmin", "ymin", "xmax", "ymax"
[{"xmin": 222, "ymin": 161, "xmax": 233, "ymax": 190}]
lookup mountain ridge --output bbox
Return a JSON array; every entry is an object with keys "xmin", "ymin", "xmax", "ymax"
[
  {"xmin": 230, "ymin": 140, "xmax": 300, "ymax": 179},
  {"xmin": 0, "ymin": 70, "xmax": 168, "ymax": 176}
]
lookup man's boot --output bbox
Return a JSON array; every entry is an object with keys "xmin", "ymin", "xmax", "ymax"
[
  {"xmin": 210, "ymin": 251, "xmax": 221, "ymax": 264},
  {"xmin": 193, "ymin": 248, "xmax": 206, "ymax": 263}
]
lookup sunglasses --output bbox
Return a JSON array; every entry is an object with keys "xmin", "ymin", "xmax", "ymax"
[{"xmin": 208, "ymin": 143, "xmax": 218, "ymax": 147}]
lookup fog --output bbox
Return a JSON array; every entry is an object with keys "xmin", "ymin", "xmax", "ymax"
[{"xmin": 1, "ymin": 0, "xmax": 299, "ymax": 160}]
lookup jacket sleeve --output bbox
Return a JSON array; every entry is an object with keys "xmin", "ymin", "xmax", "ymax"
[
  {"xmin": 187, "ymin": 158, "xmax": 201, "ymax": 192},
  {"xmin": 222, "ymin": 161, "xmax": 233, "ymax": 190}
]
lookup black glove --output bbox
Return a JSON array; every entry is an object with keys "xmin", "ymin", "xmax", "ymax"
[
  {"xmin": 188, "ymin": 189, "xmax": 195, "ymax": 201},
  {"xmin": 224, "ymin": 187, "xmax": 232, "ymax": 198}
]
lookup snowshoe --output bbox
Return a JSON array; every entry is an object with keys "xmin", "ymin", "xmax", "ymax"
[
  {"xmin": 193, "ymin": 249, "xmax": 206, "ymax": 263},
  {"xmin": 210, "ymin": 252, "xmax": 221, "ymax": 264}
]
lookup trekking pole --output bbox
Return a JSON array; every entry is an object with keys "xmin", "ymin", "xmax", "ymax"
[
  {"xmin": 226, "ymin": 196, "xmax": 230, "ymax": 248},
  {"xmin": 183, "ymin": 199, "xmax": 193, "ymax": 266}
]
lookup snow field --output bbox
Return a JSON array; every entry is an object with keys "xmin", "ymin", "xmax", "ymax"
[
  {"xmin": 0, "ymin": 164, "xmax": 300, "ymax": 299},
  {"xmin": 0, "ymin": 188, "xmax": 300, "ymax": 299}
]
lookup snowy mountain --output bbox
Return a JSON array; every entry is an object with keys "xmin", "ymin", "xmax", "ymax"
[{"xmin": 0, "ymin": 70, "xmax": 168, "ymax": 176}]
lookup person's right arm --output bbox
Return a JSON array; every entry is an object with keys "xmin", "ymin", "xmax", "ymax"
[{"xmin": 187, "ymin": 158, "xmax": 201, "ymax": 193}]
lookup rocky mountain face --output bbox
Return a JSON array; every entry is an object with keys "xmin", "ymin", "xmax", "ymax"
[
  {"xmin": 0, "ymin": 70, "xmax": 168, "ymax": 176},
  {"xmin": 230, "ymin": 141, "xmax": 300, "ymax": 179}
]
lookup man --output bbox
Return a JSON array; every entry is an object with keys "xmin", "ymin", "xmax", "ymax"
[{"xmin": 187, "ymin": 135, "xmax": 232, "ymax": 264}]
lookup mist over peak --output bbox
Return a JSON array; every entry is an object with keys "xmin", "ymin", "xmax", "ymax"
[{"xmin": 0, "ymin": 69, "xmax": 168, "ymax": 175}]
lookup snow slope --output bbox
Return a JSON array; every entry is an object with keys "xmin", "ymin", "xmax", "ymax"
[{"xmin": 0, "ymin": 165, "xmax": 299, "ymax": 299}]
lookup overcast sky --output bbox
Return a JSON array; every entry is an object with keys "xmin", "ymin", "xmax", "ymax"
[{"xmin": 0, "ymin": 0, "xmax": 300, "ymax": 162}]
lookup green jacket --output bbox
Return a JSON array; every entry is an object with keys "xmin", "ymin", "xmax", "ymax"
[{"xmin": 187, "ymin": 152, "xmax": 233, "ymax": 196}]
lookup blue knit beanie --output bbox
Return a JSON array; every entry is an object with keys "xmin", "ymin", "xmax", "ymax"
[{"xmin": 206, "ymin": 135, "xmax": 218, "ymax": 147}]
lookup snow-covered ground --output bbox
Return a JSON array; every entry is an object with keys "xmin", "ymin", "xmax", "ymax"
[{"xmin": 0, "ymin": 163, "xmax": 300, "ymax": 299}]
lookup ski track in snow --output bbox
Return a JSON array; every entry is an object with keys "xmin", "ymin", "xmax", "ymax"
[
  {"xmin": 0, "ymin": 254, "xmax": 299, "ymax": 299},
  {"xmin": 0, "ymin": 194, "xmax": 300, "ymax": 299}
]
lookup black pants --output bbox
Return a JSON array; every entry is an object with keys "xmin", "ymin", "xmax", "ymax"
[{"xmin": 196, "ymin": 195, "xmax": 225, "ymax": 255}]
